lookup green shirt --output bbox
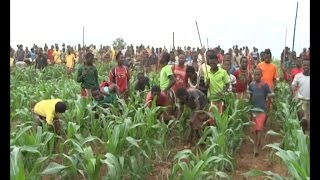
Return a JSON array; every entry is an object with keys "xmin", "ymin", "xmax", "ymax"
[
  {"xmin": 160, "ymin": 64, "xmax": 173, "ymax": 91},
  {"xmin": 76, "ymin": 64, "xmax": 99, "ymax": 89},
  {"xmin": 205, "ymin": 67, "xmax": 230, "ymax": 101},
  {"xmin": 93, "ymin": 94, "xmax": 118, "ymax": 108}
]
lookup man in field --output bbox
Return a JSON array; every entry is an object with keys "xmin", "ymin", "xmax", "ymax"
[
  {"xmin": 33, "ymin": 99, "xmax": 67, "ymax": 135},
  {"xmin": 291, "ymin": 60, "xmax": 310, "ymax": 133}
]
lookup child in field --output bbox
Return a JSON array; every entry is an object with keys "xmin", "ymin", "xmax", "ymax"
[
  {"xmin": 33, "ymin": 99, "xmax": 67, "ymax": 135},
  {"xmin": 256, "ymin": 49, "xmax": 278, "ymax": 111},
  {"xmin": 159, "ymin": 52, "xmax": 176, "ymax": 94},
  {"xmin": 172, "ymin": 54, "xmax": 189, "ymax": 93},
  {"xmin": 205, "ymin": 52, "xmax": 230, "ymax": 125},
  {"xmin": 233, "ymin": 57, "xmax": 252, "ymax": 99},
  {"xmin": 176, "ymin": 87, "xmax": 209, "ymax": 144},
  {"xmin": 109, "ymin": 51, "xmax": 130, "ymax": 100},
  {"xmin": 76, "ymin": 52, "xmax": 99, "ymax": 98},
  {"xmin": 248, "ymin": 68, "xmax": 275, "ymax": 156},
  {"xmin": 291, "ymin": 60, "xmax": 310, "ymax": 133},
  {"xmin": 134, "ymin": 72, "xmax": 150, "ymax": 92},
  {"xmin": 66, "ymin": 48, "xmax": 76, "ymax": 75},
  {"xmin": 282, "ymin": 57, "xmax": 303, "ymax": 84},
  {"xmin": 222, "ymin": 60, "xmax": 237, "ymax": 92},
  {"xmin": 145, "ymin": 85, "xmax": 173, "ymax": 122},
  {"xmin": 186, "ymin": 66, "xmax": 199, "ymax": 89}
]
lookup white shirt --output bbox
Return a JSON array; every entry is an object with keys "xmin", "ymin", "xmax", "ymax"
[
  {"xmin": 228, "ymin": 74, "xmax": 237, "ymax": 92},
  {"xmin": 292, "ymin": 72, "xmax": 310, "ymax": 100}
]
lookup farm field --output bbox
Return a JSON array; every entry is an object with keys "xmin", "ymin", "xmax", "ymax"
[{"xmin": 10, "ymin": 61, "xmax": 309, "ymax": 180}]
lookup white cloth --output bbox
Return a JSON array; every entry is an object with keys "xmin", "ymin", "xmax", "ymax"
[
  {"xmin": 292, "ymin": 72, "xmax": 310, "ymax": 100},
  {"xmin": 228, "ymin": 74, "xmax": 237, "ymax": 92}
]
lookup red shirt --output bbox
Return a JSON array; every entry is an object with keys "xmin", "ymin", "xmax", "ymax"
[
  {"xmin": 233, "ymin": 69, "xmax": 252, "ymax": 93},
  {"xmin": 291, "ymin": 68, "xmax": 303, "ymax": 80},
  {"xmin": 145, "ymin": 92, "xmax": 169, "ymax": 106},
  {"xmin": 109, "ymin": 66, "xmax": 130, "ymax": 93},
  {"xmin": 217, "ymin": 53, "xmax": 224, "ymax": 63},
  {"xmin": 48, "ymin": 49, "xmax": 54, "ymax": 62},
  {"xmin": 306, "ymin": 52, "xmax": 310, "ymax": 60},
  {"xmin": 172, "ymin": 66, "xmax": 188, "ymax": 92}
]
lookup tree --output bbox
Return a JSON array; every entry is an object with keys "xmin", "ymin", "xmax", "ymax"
[{"xmin": 112, "ymin": 38, "xmax": 126, "ymax": 51}]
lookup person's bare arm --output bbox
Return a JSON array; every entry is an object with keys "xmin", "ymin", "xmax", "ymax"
[{"xmin": 164, "ymin": 75, "xmax": 176, "ymax": 92}]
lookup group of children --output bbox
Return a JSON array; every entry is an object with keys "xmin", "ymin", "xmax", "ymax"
[{"xmin": 28, "ymin": 44, "xmax": 309, "ymax": 155}]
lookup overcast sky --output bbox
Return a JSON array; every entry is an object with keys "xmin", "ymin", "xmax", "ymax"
[{"xmin": 11, "ymin": 0, "xmax": 309, "ymax": 59}]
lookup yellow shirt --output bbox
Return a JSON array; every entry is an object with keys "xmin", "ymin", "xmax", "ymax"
[
  {"xmin": 66, "ymin": 53, "xmax": 75, "ymax": 68},
  {"xmin": 112, "ymin": 49, "xmax": 116, "ymax": 60},
  {"xmin": 53, "ymin": 50, "xmax": 62, "ymax": 63},
  {"xmin": 10, "ymin": 58, "xmax": 14, "ymax": 67},
  {"xmin": 34, "ymin": 99, "xmax": 62, "ymax": 125}
]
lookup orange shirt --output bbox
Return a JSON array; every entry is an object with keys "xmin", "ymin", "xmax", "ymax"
[{"xmin": 257, "ymin": 62, "xmax": 278, "ymax": 89}]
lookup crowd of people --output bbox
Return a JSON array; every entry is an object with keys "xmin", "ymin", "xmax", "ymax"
[{"xmin": 10, "ymin": 43, "xmax": 310, "ymax": 155}]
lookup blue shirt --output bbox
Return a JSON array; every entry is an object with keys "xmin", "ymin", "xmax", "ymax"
[
  {"xmin": 248, "ymin": 81, "xmax": 272, "ymax": 112},
  {"xmin": 31, "ymin": 52, "xmax": 36, "ymax": 60}
]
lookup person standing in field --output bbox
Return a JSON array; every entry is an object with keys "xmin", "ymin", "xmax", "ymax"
[
  {"xmin": 76, "ymin": 52, "xmax": 99, "ymax": 98},
  {"xmin": 283, "ymin": 57, "xmax": 303, "ymax": 83},
  {"xmin": 248, "ymin": 68, "xmax": 275, "ymax": 156},
  {"xmin": 150, "ymin": 48, "xmax": 158, "ymax": 72},
  {"xmin": 60, "ymin": 47, "xmax": 67, "ymax": 64},
  {"xmin": 186, "ymin": 66, "xmax": 200, "ymax": 89},
  {"xmin": 233, "ymin": 57, "xmax": 252, "ymax": 99},
  {"xmin": 223, "ymin": 53, "xmax": 236, "ymax": 74},
  {"xmin": 222, "ymin": 60, "xmax": 237, "ymax": 93},
  {"xmin": 109, "ymin": 51, "xmax": 131, "ymax": 100},
  {"xmin": 159, "ymin": 52, "xmax": 176, "ymax": 94},
  {"xmin": 66, "ymin": 48, "xmax": 76, "ymax": 75},
  {"xmin": 48, "ymin": 45, "xmax": 55, "ymax": 64},
  {"xmin": 232, "ymin": 48, "xmax": 242, "ymax": 69},
  {"xmin": 256, "ymin": 49, "xmax": 278, "ymax": 111},
  {"xmin": 205, "ymin": 53, "xmax": 230, "ymax": 125},
  {"xmin": 33, "ymin": 99, "xmax": 67, "ymax": 135},
  {"xmin": 252, "ymin": 47, "xmax": 260, "ymax": 68},
  {"xmin": 53, "ymin": 46, "xmax": 62, "ymax": 64},
  {"xmin": 159, "ymin": 52, "xmax": 177, "ymax": 116},
  {"xmin": 191, "ymin": 51, "xmax": 199, "ymax": 73},
  {"xmin": 172, "ymin": 54, "xmax": 189, "ymax": 93},
  {"xmin": 291, "ymin": 60, "xmax": 310, "ymax": 133},
  {"xmin": 35, "ymin": 48, "xmax": 48, "ymax": 70}
]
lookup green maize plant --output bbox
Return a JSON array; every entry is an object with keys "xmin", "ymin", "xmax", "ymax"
[{"xmin": 170, "ymin": 146, "xmax": 233, "ymax": 180}]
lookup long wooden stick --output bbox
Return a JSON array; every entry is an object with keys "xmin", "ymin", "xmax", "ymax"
[
  {"xmin": 195, "ymin": 21, "xmax": 209, "ymax": 78},
  {"xmin": 292, "ymin": 2, "xmax": 298, "ymax": 51}
]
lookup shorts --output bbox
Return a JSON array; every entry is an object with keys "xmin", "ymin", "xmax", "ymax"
[{"xmin": 252, "ymin": 112, "xmax": 266, "ymax": 132}]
